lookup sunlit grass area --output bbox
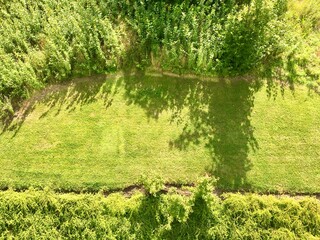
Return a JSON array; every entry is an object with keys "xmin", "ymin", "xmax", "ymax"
[
  {"xmin": 1, "ymin": 74, "xmax": 320, "ymax": 193},
  {"xmin": 249, "ymin": 87, "xmax": 320, "ymax": 192}
]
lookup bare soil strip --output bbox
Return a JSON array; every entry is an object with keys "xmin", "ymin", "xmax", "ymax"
[{"xmin": 1, "ymin": 183, "xmax": 319, "ymax": 200}]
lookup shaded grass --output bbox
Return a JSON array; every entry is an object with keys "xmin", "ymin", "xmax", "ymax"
[
  {"xmin": 0, "ymin": 74, "xmax": 320, "ymax": 193},
  {"xmin": 0, "ymin": 75, "xmax": 211, "ymax": 191}
]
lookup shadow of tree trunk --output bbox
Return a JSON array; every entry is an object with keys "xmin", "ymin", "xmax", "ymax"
[
  {"xmin": 207, "ymin": 80, "xmax": 259, "ymax": 189},
  {"xmin": 121, "ymin": 74, "xmax": 261, "ymax": 190}
]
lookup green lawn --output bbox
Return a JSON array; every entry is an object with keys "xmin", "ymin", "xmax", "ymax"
[{"xmin": 1, "ymin": 73, "xmax": 320, "ymax": 193}]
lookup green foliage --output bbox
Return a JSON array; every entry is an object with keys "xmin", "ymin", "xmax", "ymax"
[
  {"xmin": 0, "ymin": 179, "xmax": 320, "ymax": 239},
  {"xmin": 0, "ymin": 0, "xmax": 319, "ymax": 116},
  {"xmin": 0, "ymin": 0, "xmax": 124, "ymax": 115},
  {"xmin": 288, "ymin": 0, "xmax": 320, "ymax": 31},
  {"xmin": 119, "ymin": 0, "xmax": 319, "ymax": 85},
  {"xmin": 285, "ymin": 0, "xmax": 320, "ymax": 90},
  {"xmin": 139, "ymin": 175, "xmax": 165, "ymax": 196}
]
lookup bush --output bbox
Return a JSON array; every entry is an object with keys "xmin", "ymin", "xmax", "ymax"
[
  {"xmin": 0, "ymin": 179, "xmax": 320, "ymax": 239},
  {"xmin": 0, "ymin": 0, "xmax": 319, "ymax": 118},
  {"xmin": 0, "ymin": 0, "xmax": 124, "ymax": 115}
]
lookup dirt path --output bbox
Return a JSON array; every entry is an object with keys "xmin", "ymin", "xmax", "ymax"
[
  {"xmin": 4, "ymin": 183, "xmax": 314, "ymax": 200},
  {"xmin": 116, "ymin": 184, "xmax": 320, "ymax": 200}
]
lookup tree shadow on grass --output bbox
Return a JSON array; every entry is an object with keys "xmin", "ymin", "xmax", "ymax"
[
  {"xmin": 0, "ymin": 69, "xmax": 261, "ymax": 190},
  {"xmin": 0, "ymin": 75, "xmax": 115, "ymax": 137},
  {"xmin": 121, "ymin": 74, "xmax": 261, "ymax": 190}
]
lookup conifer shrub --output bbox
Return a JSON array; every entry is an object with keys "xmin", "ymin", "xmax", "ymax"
[{"xmin": 0, "ymin": 179, "xmax": 319, "ymax": 239}]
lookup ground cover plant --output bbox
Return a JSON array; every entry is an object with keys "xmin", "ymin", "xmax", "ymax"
[{"xmin": 0, "ymin": 178, "xmax": 320, "ymax": 239}]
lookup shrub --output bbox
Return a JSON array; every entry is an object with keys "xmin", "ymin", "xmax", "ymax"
[{"xmin": 0, "ymin": 179, "xmax": 320, "ymax": 239}]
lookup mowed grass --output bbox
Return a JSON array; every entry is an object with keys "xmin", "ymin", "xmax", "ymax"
[
  {"xmin": 0, "ymin": 74, "xmax": 320, "ymax": 193},
  {"xmin": 249, "ymin": 87, "xmax": 320, "ymax": 193},
  {"xmin": 0, "ymin": 75, "xmax": 212, "ymax": 191}
]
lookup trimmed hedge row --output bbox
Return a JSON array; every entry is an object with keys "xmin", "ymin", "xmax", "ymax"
[{"xmin": 0, "ymin": 179, "xmax": 319, "ymax": 239}]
